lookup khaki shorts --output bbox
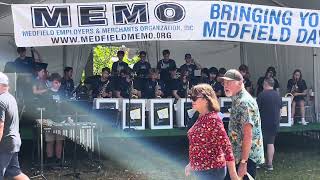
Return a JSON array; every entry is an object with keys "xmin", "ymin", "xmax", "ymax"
[{"xmin": 45, "ymin": 132, "xmax": 65, "ymax": 142}]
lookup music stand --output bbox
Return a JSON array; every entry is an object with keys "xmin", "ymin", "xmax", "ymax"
[
  {"xmin": 124, "ymin": 80, "xmax": 135, "ymax": 132},
  {"xmin": 31, "ymin": 108, "xmax": 47, "ymax": 180}
]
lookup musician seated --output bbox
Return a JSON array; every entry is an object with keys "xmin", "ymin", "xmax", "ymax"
[
  {"xmin": 218, "ymin": 67, "xmax": 227, "ymax": 78},
  {"xmin": 142, "ymin": 68, "xmax": 165, "ymax": 99},
  {"xmin": 60, "ymin": 67, "xmax": 74, "ymax": 99},
  {"xmin": 180, "ymin": 53, "xmax": 201, "ymax": 78},
  {"xmin": 169, "ymin": 69, "xmax": 192, "ymax": 100},
  {"xmin": 114, "ymin": 69, "xmax": 141, "ymax": 98},
  {"xmin": 157, "ymin": 49, "xmax": 177, "ymax": 84},
  {"xmin": 90, "ymin": 67, "xmax": 114, "ymax": 99},
  {"xmin": 239, "ymin": 64, "xmax": 254, "ymax": 95},
  {"xmin": 133, "ymin": 51, "xmax": 151, "ymax": 78},
  {"xmin": 111, "ymin": 50, "xmax": 129, "ymax": 76},
  {"xmin": 207, "ymin": 67, "xmax": 224, "ymax": 97},
  {"xmin": 196, "ymin": 68, "xmax": 209, "ymax": 84},
  {"xmin": 257, "ymin": 66, "xmax": 280, "ymax": 96},
  {"xmin": 287, "ymin": 69, "xmax": 308, "ymax": 125},
  {"xmin": 42, "ymin": 73, "xmax": 65, "ymax": 164}
]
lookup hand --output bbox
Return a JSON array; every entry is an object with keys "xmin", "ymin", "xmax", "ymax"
[
  {"xmin": 292, "ymin": 92, "xmax": 298, "ymax": 96},
  {"xmin": 237, "ymin": 162, "xmax": 247, "ymax": 178},
  {"xmin": 185, "ymin": 163, "xmax": 192, "ymax": 177},
  {"xmin": 102, "ymin": 92, "xmax": 109, "ymax": 98},
  {"xmin": 230, "ymin": 174, "xmax": 241, "ymax": 180}
]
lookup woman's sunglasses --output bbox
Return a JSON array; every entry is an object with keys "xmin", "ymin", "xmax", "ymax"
[{"xmin": 190, "ymin": 95, "xmax": 205, "ymax": 101}]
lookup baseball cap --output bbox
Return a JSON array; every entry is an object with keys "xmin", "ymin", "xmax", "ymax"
[
  {"xmin": 0, "ymin": 72, "xmax": 9, "ymax": 85},
  {"xmin": 217, "ymin": 69, "xmax": 243, "ymax": 81}
]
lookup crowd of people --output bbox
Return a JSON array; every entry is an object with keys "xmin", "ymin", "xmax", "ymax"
[{"xmin": 0, "ymin": 46, "xmax": 312, "ymax": 179}]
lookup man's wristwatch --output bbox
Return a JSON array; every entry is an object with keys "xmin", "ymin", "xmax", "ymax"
[{"xmin": 240, "ymin": 159, "xmax": 248, "ymax": 164}]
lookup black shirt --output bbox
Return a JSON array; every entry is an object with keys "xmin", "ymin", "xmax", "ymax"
[
  {"xmin": 142, "ymin": 79, "xmax": 165, "ymax": 99},
  {"xmin": 115, "ymin": 77, "xmax": 141, "ymax": 98},
  {"xmin": 42, "ymin": 89, "xmax": 63, "ymax": 122},
  {"xmin": 60, "ymin": 78, "xmax": 74, "ymax": 99},
  {"xmin": 171, "ymin": 79, "xmax": 193, "ymax": 98},
  {"xmin": 257, "ymin": 89, "xmax": 282, "ymax": 135},
  {"xmin": 90, "ymin": 76, "xmax": 114, "ymax": 98},
  {"xmin": 156, "ymin": 59, "xmax": 176, "ymax": 83},
  {"xmin": 207, "ymin": 79, "xmax": 224, "ymax": 97},
  {"xmin": 287, "ymin": 79, "xmax": 307, "ymax": 100},
  {"xmin": 133, "ymin": 61, "xmax": 151, "ymax": 77},
  {"xmin": 111, "ymin": 61, "xmax": 129, "ymax": 75},
  {"xmin": 180, "ymin": 64, "xmax": 197, "ymax": 76},
  {"xmin": 14, "ymin": 57, "xmax": 34, "ymax": 73},
  {"xmin": 257, "ymin": 77, "xmax": 279, "ymax": 96}
]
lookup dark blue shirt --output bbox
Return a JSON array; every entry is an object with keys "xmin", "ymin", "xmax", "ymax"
[
  {"xmin": 111, "ymin": 61, "xmax": 129, "ymax": 75},
  {"xmin": 60, "ymin": 78, "xmax": 74, "ymax": 99},
  {"xmin": 142, "ymin": 79, "xmax": 165, "ymax": 99},
  {"xmin": 157, "ymin": 59, "xmax": 176, "ymax": 83}
]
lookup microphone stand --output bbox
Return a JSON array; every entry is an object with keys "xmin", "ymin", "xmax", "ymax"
[
  {"xmin": 31, "ymin": 108, "xmax": 47, "ymax": 180},
  {"xmin": 184, "ymin": 80, "xmax": 190, "ymax": 127},
  {"xmin": 124, "ymin": 78, "xmax": 135, "ymax": 132}
]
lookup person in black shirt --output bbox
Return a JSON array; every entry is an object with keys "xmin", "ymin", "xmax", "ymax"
[
  {"xmin": 239, "ymin": 64, "xmax": 254, "ymax": 95},
  {"xmin": 13, "ymin": 47, "xmax": 42, "ymax": 73},
  {"xmin": 218, "ymin": 67, "xmax": 227, "ymax": 78},
  {"xmin": 287, "ymin": 69, "xmax": 308, "ymax": 125},
  {"xmin": 207, "ymin": 67, "xmax": 224, "ymax": 97},
  {"xmin": 133, "ymin": 51, "xmax": 151, "ymax": 78},
  {"xmin": 256, "ymin": 67, "xmax": 280, "ymax": 96},
  {"xmin": 111, "ymin": 50, "xmax": 129, "ymax": 76},
  {"xmin": 142, "ymin": 69, "xmax": 165, "ymax": 99},
  {"xmin": 180, "ymin": 53, "xmax": 201, "ymax": 78},
  {"xmin": 43, "ymin": 73, "xmax": 65, "ymax": 164},
  {"xmin": 257, "ymin": 78, "xmax": 281, "ymax": 171},
  {"xmin": 90, "ymin": 67, "xmax": 114, "ymax": 98},
  {"xmin": 114, "ymin": 69, "xmax": 141, "ymax": 98},
  {"xmin": 60, "ymin": 67, "xmax": 74, "ymax": 99},
  {"xmin": 157, "ymin": 49, "xmax": 177, "ymax": 84},
  {"xmin": 171, "ymin": 70, "xmax": 193, "ymax": 100},
  {"xmin": 196, "ymin": 68, "xmax": 209, "ymax": 84}
]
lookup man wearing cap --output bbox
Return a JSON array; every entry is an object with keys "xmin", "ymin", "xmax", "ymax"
[
  {"xmin": 0, "ymin": 72, "xmax": 29, "ymax": 179},
  {"xmin": 180, "ymin": 53, "xmax": 201, "ymax": 78},
  {"xmin": 219, "ymin": 69, "xmax": 264, "ymax": 180}
]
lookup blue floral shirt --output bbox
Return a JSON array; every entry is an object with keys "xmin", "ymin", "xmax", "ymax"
[{"xmin": 228, "ymin": 89, "xmax": 265, "ymax": 164}]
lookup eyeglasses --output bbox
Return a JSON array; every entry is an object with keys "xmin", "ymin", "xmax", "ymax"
[{"xmin": 190, "ymin": 95, "xmax": 205, "ymax": 102}]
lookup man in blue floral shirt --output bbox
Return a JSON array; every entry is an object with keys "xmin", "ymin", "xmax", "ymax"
[{"xmin": 219, "ymin": 69, "xmax": 264, "ymax": 180}]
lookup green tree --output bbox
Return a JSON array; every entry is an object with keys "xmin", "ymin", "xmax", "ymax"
[{"xmin": 93, "ymin": 45, "xmax": 140, "ymax": 75}]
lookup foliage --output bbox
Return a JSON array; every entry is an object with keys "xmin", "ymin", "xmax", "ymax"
[{"xmin": 93, "ymin": 45, "xmax": 140, "ymax": 75}]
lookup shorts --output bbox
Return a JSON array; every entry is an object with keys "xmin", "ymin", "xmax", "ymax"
[
  {"xmin": 45, "ymin": 132, "xmax": 65, "ymax": 142},
  {"xmin": 263, "ymin": 134, "xmax": 276, "ymax": 144},
  {"xmin": 0, "ymin": 152, "xmax": 22, "ymax": 178}
]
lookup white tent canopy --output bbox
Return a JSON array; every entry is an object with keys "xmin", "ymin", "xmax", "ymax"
[{"xmin": 1, "ymin": 0, "xmax": 320, "ymax": 120}]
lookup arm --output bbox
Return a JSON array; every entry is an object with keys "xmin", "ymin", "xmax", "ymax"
[
  {"xmin": 192, "ymin": 59, "xmax": 202, "ymax": 69},
  {"xmin": 0, "ymin": 121, "xmax": 4, "ymax": 142},
  {"xmin": 238, "ymin": 123, "xmax": 253, "ymax": 177},
  {"xmin": 172, "ymin": 90, "xmax": 180, "ymax": 99},
  {"xmin": 32, "ymin": 85, "xmax": 48, "ymax": 95}
]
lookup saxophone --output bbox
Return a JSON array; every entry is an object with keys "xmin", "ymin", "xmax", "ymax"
[
  {"xmin": 155, "ymin": 81, "xmax": 162, "ymax": 98},
  {"xmin": 98, "ymin": 80, "xmax": 110, "ymax": 98}
]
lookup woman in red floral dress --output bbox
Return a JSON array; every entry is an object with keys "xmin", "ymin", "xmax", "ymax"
[{"xmin": 185, "ymin": 84, "xmax": 239, "ymax": 180}]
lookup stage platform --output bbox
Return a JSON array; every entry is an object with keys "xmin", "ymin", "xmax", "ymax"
[{"xmin": 20, "ymin": 123, "xmax": 320, "ymax": 140}]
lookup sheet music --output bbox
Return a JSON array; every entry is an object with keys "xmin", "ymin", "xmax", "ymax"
[
  {"xmin": 281, "ymin": 106, "xmax": 288, "ymax": 116},
  {"xmin": 130, "ymin": 108, "xmax": 141, "ymax": 120},
  {"xmin": 157, "ymin": 108, "xmax": 169, "ymax": 119}
]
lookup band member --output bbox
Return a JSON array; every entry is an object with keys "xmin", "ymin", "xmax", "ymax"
[
  {"xmin": 91, "ymin": 67, "xmax": 114, "ymax": 99},
  {"xmin": 14, "ymin": 47, "xmax": 42, "ymax": 73},
  {"xmin": 142, "ymin": 69, "xmax": 165, "ymax": 99},
  {"xmin": 0, "ymin": 72, "xmax": 29, "ymax": 179},
  {"xmin": 197, "ymin": 68, "xmax": 209, "ymax": 84},
  {"xmin": 133, "ymin": 51, "xmax": 151, "ymax": 78},
  {"xmin": 43, "ymin": 73, "xmax": 65, "ymax": 164},
  {"xmin": 111, "ymin": 50, "xmax": 129, "ymax": 76},
  {"xmin": 157, "ymin": 49, "xmax": 177, "ymax": 85},
  {"xmin": 256, "ymin": 67, "xmax": 280, "ymax": 96},
  {"xmin": 114, "ymin": 69, "xmax": 141, "ymax": 98},
  {"xmin": 171, "ymin": 70, "xmax": 193, "ymax": 100},
  {"xmin": 32, "ymin": 64, "xmax": 49, "ymax": 100},
  {"xmin": 180, "ymin": 53, "xmax": 201, "ymax": 78},
  {"xmin": 239, "ymin": 64, "xmax": 254, "ymax": 95},
  {"xmin": 207, "ymin": 67, "xmax": 224, "ymax": 97},
  {"xmin": 287, "ymin": 69, "xmax": 308, "ymax": 125},
  {"xmin": 218, "ymin": 67, "xmax": 227, "ymax": 78},
  {"xmin": 60, "ymin": 67, "xmax": 74, "ymax": 99}
]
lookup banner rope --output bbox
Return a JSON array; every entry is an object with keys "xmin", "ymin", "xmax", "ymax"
[{"xmin": 0, "ymin": 2, "xmax": 11, "ymax": 6}]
